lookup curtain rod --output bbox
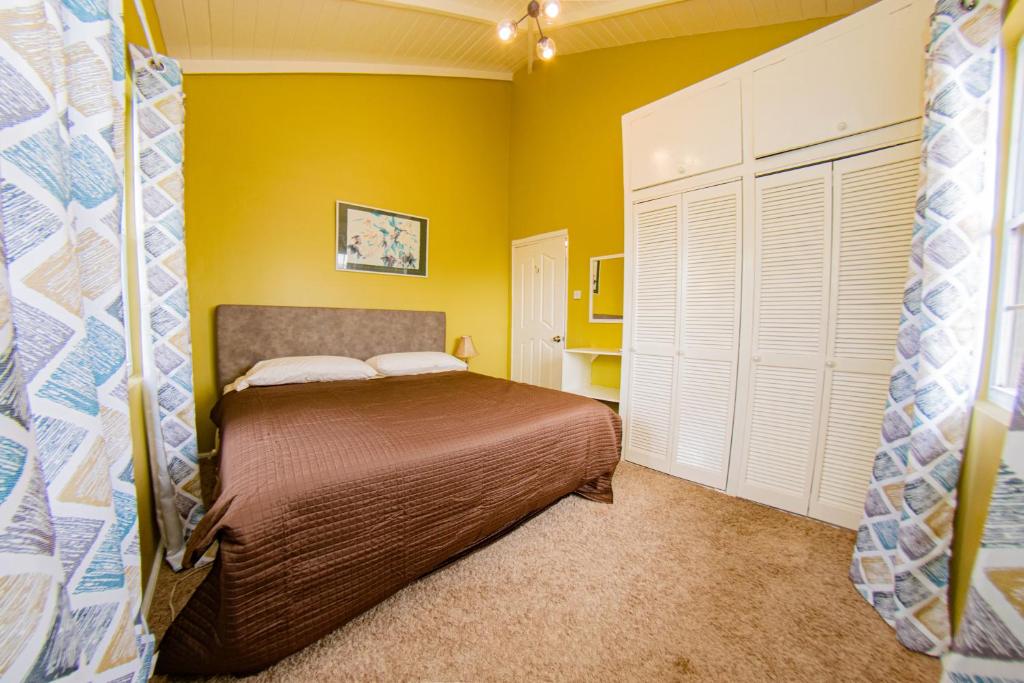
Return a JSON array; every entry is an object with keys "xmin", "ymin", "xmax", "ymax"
[{"xmin": 130, "ymin": 0, "xmax": 164, "ymax": 70}]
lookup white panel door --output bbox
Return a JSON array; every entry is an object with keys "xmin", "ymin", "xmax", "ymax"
[
  {"xmin": 736, "ymin": 164, "xmax": 832, "ymax": 514},
  {"xmin": 809, "ymin": 143, "xmax": 920, "ymax": 528},
  {"xmin": 511, "ymin": 232, "xmax": 567, "ymax": 389},
  {"xmin": 623, "ymin": 195, "xmax": 681, "ymax": 473},
  {"xmin": 627, "ymin": 79, "xmax": 743, "ymax": 190},
  {"xmin": 751, "ymin": 0, "xmax": 930, "ymax": 157},
  {"xmin": 672, "ymin": 181, "xmax": 742, "ymax": 489}
]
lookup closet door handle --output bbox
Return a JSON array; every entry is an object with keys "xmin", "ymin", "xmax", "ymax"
[
  {"xmin": 552, "ymin": 336, "xmax": 562, "ymax": 343},
  {"xmin": 753, "ymin": 355, "xmax": 762, "ymax": 363}
]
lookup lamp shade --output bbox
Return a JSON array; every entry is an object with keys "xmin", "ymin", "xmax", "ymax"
[{"xmin": 454, "ymin": 335, "xmax": 479, "ymax": 359}]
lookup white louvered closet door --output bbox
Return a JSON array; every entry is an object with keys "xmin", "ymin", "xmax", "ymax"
[
  {"xmin": 736, "ymin": 164, "xmax": 832, "ymax": 515},
  {"xmin": 808, "ymin": 143, "xmax": 919, "ymax": 528},
  {"xmin": 672, "ymin": 181, "xmax": 742, "ymax": 489},
  {"xmin": 623, "ymin": 195, "xmax": 681, "ymax": 473}
]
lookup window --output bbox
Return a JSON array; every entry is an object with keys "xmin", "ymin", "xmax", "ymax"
[{"xmin": 992, "ymin": 36, "xmax": 1024, "ymax": 409}]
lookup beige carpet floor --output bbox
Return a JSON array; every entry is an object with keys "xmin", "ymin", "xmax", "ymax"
[{"xmin": 149, "ymin": 462, "xmax": 940, "ymax": 682}]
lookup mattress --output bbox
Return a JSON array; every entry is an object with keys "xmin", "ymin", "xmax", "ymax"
[{"xmin": 156, "ymin": 371, "xmax": 621, "ymax": 674}]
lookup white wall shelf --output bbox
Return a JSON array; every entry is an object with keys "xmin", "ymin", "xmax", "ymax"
[{"xmin": 562, "ymin": 348, "xmax": 622, "ymax": 402}]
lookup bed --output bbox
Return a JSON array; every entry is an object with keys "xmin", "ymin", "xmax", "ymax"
[{"xmin": 156, "ymin": 305, "xmax": 622, "ymax": 674}]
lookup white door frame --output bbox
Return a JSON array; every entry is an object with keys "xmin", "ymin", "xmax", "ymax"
[{"xmin": 510, "ymin": 229, "xmax": 569, "ymax": 385}]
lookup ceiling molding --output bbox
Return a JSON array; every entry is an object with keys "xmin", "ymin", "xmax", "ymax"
[
  {"xmin": 553, "ymin": 0, "xmax": 688, "ymax": 28},
  {"xmin": 179, "ymin": 59, "xmax": 513, "ymax": 81},
  {"xmin": 352, "ymin": 0, "xmax": 685, "ymax": 26},
  {"xmin": 353, "ymin": 0, "xmax": 500, "ymax": 23}
]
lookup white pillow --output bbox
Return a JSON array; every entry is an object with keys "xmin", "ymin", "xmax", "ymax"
[
  {"xmin": 227, "ymin": 355, "xmax": 377, "ymax": 392},
  {"xmin": 365, "ymin": 352, "xmax": 467, "ymax": 376}
]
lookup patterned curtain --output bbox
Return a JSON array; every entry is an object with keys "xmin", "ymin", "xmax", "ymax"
[
  {"xmin": 849, "ymin": 0, "xmax": 1004, "ymax": 656},
  {"xmin": 0, "ymin": 1, "xmax": 154, "ymax": 680},
  {"xmin": 129, "ymin": 45, "xmax": 206, "ymax": 571},
  {"xmin": 941, "ymin": 364, "xmax": 1024, "ymax": 680}
]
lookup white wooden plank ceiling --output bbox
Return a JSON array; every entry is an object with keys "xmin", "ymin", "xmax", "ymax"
[{"xmin": 153, "ymin": 0, "xmax": 876, "ymax": 79}]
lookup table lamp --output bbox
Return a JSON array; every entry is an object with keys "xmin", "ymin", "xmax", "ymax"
[{"xmin": 454, "ymin": 335, "xmax": 479, "ymax": 367}]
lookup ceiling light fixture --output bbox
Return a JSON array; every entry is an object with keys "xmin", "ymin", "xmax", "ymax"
[
  {"xmin": 497, "ymin": 19, "xmax": 518, "ymax": 42},
  {"xmin": 497, "ymin": 0, "xmax": 558, "ymax": 62},
  {"xmin": 536, "ymin": 36, "xmax": 556, "ymax": 61}
]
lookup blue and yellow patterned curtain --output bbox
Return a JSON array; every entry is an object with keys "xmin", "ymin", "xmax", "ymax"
[
  {"xmin": 941, "ymin": 363, "xmax": 1024, "ymax": 679},
  {"xmin": 850, "ymin": 0, "xmax": 1004, "ymax": 656},
  {"xmin": 128, "ymin": 45, "xmax": 206, "ymax": 572},
  {"xmin": 0, "ymin": 1, "xmax": 154, "ymax": 679}
]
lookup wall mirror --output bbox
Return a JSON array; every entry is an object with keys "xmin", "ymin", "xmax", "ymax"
[{"xmin": 590, "ymin": 254, "xmax": 624, "ymax": 323}]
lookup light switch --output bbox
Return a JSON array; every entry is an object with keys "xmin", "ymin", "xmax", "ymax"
[{"xmin": 573, "ymin": 290, "xmax": 582, "ymax": 300}]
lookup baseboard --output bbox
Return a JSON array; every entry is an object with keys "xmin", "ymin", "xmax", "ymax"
[{"xmin": 142, "ymin": 539, "xmax": 164, "ymax": 619}]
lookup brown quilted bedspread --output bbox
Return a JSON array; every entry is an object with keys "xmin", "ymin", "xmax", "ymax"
[{"xmin": 156, "ymin": 371, "xmax": 621, "ymax": 674}]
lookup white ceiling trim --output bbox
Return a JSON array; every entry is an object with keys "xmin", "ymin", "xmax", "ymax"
[
  {"xmin": 554, "ymin": 0, "xmax": 686, "ymax": 28},
  {"xmin": 355, "ymin": 0, "xmax": 499, "ymax": 23},
  {"xmin": 179, "ymin": 58, "xmax": 514, "ymax": 81},
  {"xmin": 352, "ymin": 0, "xmax": 682, "ymax": 25}
]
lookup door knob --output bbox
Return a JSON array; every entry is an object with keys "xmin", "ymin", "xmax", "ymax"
[{"xmin": 553, "ymin": 336, "xmax": 562, "ymax": 342}]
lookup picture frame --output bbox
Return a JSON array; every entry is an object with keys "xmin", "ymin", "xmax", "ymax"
[{"xmin": 335, "ymin": 201, "xmax": 428, "ymax": 277}]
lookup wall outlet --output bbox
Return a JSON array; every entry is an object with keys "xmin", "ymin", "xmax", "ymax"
[{"xmin": 573, "ymin": 290, "xmax": 582, "ymax": 300}]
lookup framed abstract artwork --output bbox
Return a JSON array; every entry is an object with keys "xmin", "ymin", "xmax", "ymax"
[{"xmin": 335, "ymin": 201, "xmax": 428, "ymax": 277}]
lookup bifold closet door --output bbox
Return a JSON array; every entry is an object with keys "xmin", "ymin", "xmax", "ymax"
[
  {"xmin": 623, "ymin": 195, "xmax": 681, "ymax": 473},
  {"xmin": 809, "ymin": 143, "xmax": 919, "ymax": 528},
  {"xmin": 671, "ymin": 181, "xmax": 742, "ymax": 489},
  {"xmin": 736, "ymin": 164, "xmax": 832, "ymax": 515}
]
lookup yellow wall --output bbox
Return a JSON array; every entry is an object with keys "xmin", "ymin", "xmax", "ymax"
[
  {"xmin": 954, "ymin": 403, "xmax": 1009, "ymax": 624},
  {"xmin": 124, "ymin": 0, "xmax": 165, "ymax": 590},
  {"xmin": 949, "ymin": 0, "xmax": 1022, "ymax": 629},
  {"xmin": 183, "ymin": 74, "xmax": 512, "ymax": 451},
  {"xmin": 592, "ymin": 257, "xmax": 624, "ymax": 319},
  {"xmin": 508, "ymin": 18, "xmax": 839, "ymax": 390}
]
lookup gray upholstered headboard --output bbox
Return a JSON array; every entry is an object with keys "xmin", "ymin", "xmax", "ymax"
[{"xmin": 215, "ymin": 305, "xmax": 445, "ymax": 390}]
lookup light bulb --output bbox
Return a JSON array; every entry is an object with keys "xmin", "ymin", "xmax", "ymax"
[
  {"xmin": 542, "ymin": 0, "xmax": 561, "ymax": 18},
  {"xmin": 497, "ymin": 19, "xmax": 517, "ymax": 42},
  {"xmin": 536, "ymin": 36, "xmax": 556, "ymax": 61}
]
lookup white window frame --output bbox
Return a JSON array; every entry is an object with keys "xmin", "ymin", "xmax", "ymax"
[{"xmin": 991, "ymin": 35, "xmax": 1024, "ymax": 410}]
